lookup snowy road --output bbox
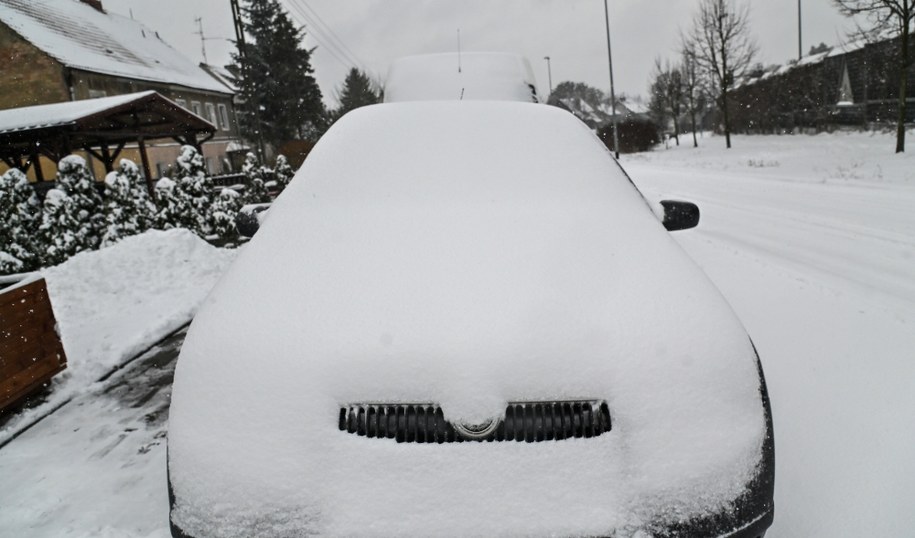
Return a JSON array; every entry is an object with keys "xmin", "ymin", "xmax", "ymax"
[{"xmin": 627, "ymin": 137, "xmax": 915, "ymax": 537}]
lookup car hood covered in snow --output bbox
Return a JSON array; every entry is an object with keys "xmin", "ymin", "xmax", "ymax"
[{"xmin": 169, "ymin": 102, "xmax": 766, "ymax": 537}]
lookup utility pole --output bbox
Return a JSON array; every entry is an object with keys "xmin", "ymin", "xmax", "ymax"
[
  {"xmin": 230, "ymin": 0, "xmax": 247, "ymax": 57},
  {"xmin": 603, "ymin": 0, "xmax": 620, "ymax": 159},
  {"xmin": 798, "ymin": 0, "xmax": 803, "ymax": 61},
  {"xmin": 543, "ymin": 56, "xmax": 553, "ymax": 97},
  {"xmin": 194, "ymin": 17, "xmax": 208, "ymax": 64}
]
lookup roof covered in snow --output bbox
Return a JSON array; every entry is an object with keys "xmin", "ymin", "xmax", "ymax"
[
  {"xmin": 0, "ymin": 91, "xmax": 215, "ymax": 159},
  {"xmin": 0, "ymin": 91, "xmax": 155, "ymax": 135},
  {"xmin": 0, "ymin": 0, "xmax": 230, "ymax": 94}
]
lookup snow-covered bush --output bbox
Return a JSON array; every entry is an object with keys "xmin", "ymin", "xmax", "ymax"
[
  {"xmin": 274, "ymin": 154, "xmax": 295, "ymax": 194},
  {"xmin": 37, "ymin": 189, "xmax": 82, "ymax": 266},
  {"xmin": 0, "ymin": 168, "xmax": 41, "ymax": 273},
  {"xmin": 56, "ymin": 155, "xmax": 105, "ymax": 249},
  {"xmin": 209, "ymin": 188, "xmax": 242, "ymax": 239},
  {"xmin": 102, "ymin": 159, "xmax": 156, "ymax": 246},
  {"xmin": 175, "ymin": 145, "xmax": 214, "ymax": 236},
  {"xmin": 153, "ymin": 177, "xmax": 183, "ymax": 230},
  {"xmin": 242, "ymin": 152, "xmax": 271, "ymax": 204}
]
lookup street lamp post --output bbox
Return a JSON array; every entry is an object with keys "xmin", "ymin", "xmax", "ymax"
[
  {"xmin": 603, "ymin": 0, "xmax": 620, "ymax": 159},
  {"xmin": 543, "ymin": 56, "xmax": 553, "ymax": 98}
]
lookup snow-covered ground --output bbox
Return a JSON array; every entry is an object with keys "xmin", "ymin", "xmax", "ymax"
[
  {"xmin": 0, "ymin": 131, "xmax": 912, "ymax": 537},
  {"xmin": 626, "ymin": 131, "xmax": 915, "ymax": 537},
  {"xmin": 0, "ymin": 229, "xmax": 237, "ymax": 444}
]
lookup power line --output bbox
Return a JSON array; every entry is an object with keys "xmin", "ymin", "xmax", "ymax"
[
  {"xmin": 297, "ymin": 0, "xmax": 367, "ymax": 70},
  {"xmin": 283, "ymin": 0, "xmax": 368, "ymax": 73},
  {"xmin": 282, "ymin": 0, "xmax": 355, "ymax": 70}
]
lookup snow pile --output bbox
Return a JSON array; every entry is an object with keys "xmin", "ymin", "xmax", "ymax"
[
  {"xmin": 0, "ymin": 229, "xmax": 236, "ymax": 442},
  {"xmin": 385, "ymin": 52, "xmax": 538, "ymax": 103},
  {"xmin": 169, "ymin": 102, "xmax": 765, "ymax": 536}
]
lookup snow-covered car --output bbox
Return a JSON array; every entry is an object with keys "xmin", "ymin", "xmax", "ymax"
[
  {"xmin": 384, "ymin": 52, "xmax": 540, "ymax": 103},
  {"xmin": 167, "ymin": 101, "xmax": 774, "ymax": 537}
]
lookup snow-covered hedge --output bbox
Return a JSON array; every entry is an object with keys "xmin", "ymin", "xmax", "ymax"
[{"xmin": 0, "ymin": 150, "xmax": 293, "ymax": 274}]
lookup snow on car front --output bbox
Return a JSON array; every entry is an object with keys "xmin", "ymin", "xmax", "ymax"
[{"xmin": 168, "ymin": 101, "xmax": 770, "ymax": 537}]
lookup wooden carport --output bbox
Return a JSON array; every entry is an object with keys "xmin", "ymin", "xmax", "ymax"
[{"xmin": 0, "ymin": 91, "xmax": 216, "ymax": 197}]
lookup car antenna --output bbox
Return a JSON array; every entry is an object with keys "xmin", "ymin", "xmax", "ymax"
[{"xmin": 457, "ymin": 29, "xmax": 462, "ymax": 73}]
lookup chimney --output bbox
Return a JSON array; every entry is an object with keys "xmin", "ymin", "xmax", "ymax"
[{"xmin": 78, "ymin": 0, "xmax": 105, "ymax": 13}]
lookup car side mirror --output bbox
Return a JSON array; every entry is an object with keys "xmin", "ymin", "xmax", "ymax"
[{"xmin": 660, "ymin": 200, "xmax": 700, "ymax": 231}]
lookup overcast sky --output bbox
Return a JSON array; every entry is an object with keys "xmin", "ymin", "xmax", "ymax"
[{"xmin": 103, "ymin": 0, "xmax": 859, "ymax": 107}]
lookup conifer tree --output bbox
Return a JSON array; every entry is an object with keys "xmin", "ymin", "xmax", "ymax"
[
  {"xmin": 101, "ymin": 159, "xmax": 155, "ymax": 246},
  {"xmin": 273, "ymin": 154, "xmax": 295, "ymax": 194},
  {"xmin": 174, "ymin": 146, "xmax": 214, "ymax": 236},
  {"xmin": 242, "ymin": 152, "xmax": 271, "ymax": 204},
  {"xmin": 333, "ymin": 68, "xmax": 380, "ymax": 120},
  {"xmin": 153, "ymin": 177, "xmax": 183, "ymax": 230},
  {"xmin": 230, "ymin": 0, "xmax": 326, "ymax": 149},
  {"xmin": 37, "ymin": 189, "xmax": 82, "ymax": 267},
  {"xmin": 56, "ymin": 155, "xmax": 105, "ymax": 250},
  {"xmin": 210, "ymin": 188, "xmax": 243, "ymax": 239},
  {"xmin": 0, "ymin": 168, "xmax": 41, "ymax": 273}
]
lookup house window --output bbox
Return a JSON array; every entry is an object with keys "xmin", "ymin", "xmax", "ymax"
[
  {"xmin": 191, "ymin": 101, "xmax": 202, "ymax": 117},
  {"xmin": 88, "ymin": 89, "xmax": 107, "ymax": 98},
  {"xmin": 217, "ymin": 104, "xmax": 230, "ymax": 130},
  {"xmin": 175, "ymin": 98, "xmax": 188, "ymax": 109},
  {"xmin": 206, "ymin": 157, "xmax": 216, "ymax": 175},
  {"xmin": 205, "ymin": 103, "xmax": 218, "ymax": 126}
]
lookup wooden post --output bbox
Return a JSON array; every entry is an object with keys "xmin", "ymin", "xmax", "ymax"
[
  {"xmin": 101, "ymin": 142, "xmax": 114, "ymax": 173},
  {"xmin": 138, "ymin": 136, "xmax": 155, "ymax": 199},
  {"xmin": 30, "ymin": 145, "xmax": 45, "ymax": 182}
]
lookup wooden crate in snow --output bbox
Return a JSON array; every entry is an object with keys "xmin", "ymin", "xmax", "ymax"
[{"xmin": 0, "ymin": 278, "xmax": 67, "ymax": 411}]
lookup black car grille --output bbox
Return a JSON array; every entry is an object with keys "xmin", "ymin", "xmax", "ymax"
[{"xmin": 339, "ymin": 400, "xmax": 611, "ymax": 443}]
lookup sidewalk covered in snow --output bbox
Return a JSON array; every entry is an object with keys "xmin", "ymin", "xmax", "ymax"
[{"xmin": 0, "ymin": 91, "xmax": 215, "ymax": 194}]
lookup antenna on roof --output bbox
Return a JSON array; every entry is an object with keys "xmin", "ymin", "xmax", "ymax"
[
  {"xmin": 457, "ymin": 29, "xmax": 462, "ymax": 73},
  {"xmin": 194, "ymin": 16, "xmax": 209, "ymax": 64}
]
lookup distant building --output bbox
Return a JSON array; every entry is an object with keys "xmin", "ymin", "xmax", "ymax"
[
  {"xmin": 551, "ymin": 96, "xmax": 650, "ymax": 131},
  {"xmin": 731, "ymin": 33, "xmax": 915, "ymax": 133},
  {"xmin": 0, "ymin": 0, "xmax": 242, "ymax": 180}
]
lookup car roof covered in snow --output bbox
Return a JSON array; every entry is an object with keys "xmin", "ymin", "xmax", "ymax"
[
  {"xmin": 384, "ymin": 52, "xmax": 538, "ymax": 103},
  {"xmin": 0, "ymin": 0, "xmax": 230, "ymax": 94}
]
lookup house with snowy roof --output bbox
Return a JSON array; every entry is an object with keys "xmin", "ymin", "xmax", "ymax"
[
  {"xmin": 729, "ymin": 31, "xmax": 915, "ymax": 133},
  {"xmin": 0, "ymin": 0, "xmax": 242, "ymax": 179}
]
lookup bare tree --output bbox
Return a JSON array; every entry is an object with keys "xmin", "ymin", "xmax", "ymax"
[
  {"xmin": 834, "ymin": 0, "xmax": 914, "ymax": 153},
  {"xmin": 648, "ymin": 59, "xmax": 684, "ymax": 146},
  {"xmin": 681, "ymin": 37, "xmax": 703, "ymax": 148},
  {"xmin": 688, "ymin": 0, "xmax": 758, "ymax": 148}
]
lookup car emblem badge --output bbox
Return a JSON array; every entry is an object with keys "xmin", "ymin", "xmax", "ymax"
[{"xmin": 452, "ymin": 418, "xmax": 500, "ymax": 440}]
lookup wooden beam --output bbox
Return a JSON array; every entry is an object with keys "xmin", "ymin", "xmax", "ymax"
[
  {"xmin": 30, "ymin": 146, "xmax": 45, "ymax": 182},
  {"xmin": 138, "ymin": 136, "xmax": 155, "ymax": 200}
]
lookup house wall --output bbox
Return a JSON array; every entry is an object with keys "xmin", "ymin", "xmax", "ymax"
[{"xmin": 0, "ymin": 21, "xmax": 69, "ymax": 109}]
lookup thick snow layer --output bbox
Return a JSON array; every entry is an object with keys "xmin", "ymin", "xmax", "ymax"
[
  {"xmin": 0, "ymin": 229, "xmax": 236, "ymax": 444},
  {"xmin": 0, "ymin": 0, "xmax": 229, "ymax": 94},
  {"xmin": 385, "ymin": 52, "xmax": 538, "ymax": 102},
  {"xmin": 169, "ymin": 102, "xmax": 765, "ymax": 536}
]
